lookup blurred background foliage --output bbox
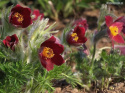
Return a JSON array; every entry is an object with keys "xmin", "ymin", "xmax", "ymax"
[{"xmin": 0, "ymin": 0, "xmax": 124, "ymax": 21}]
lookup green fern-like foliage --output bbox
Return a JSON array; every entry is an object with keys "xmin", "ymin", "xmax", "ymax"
[
  {"xmin": 24, "ymin": 63, "xmax": 85, "ymax": 93},
  {"xmin": 0, "ymin": 49, "xmax": 34, "ymax": 93},
  {"xmin": 0, "ymin": 54, "xmax": 83, "ymax": 93},
  {"xmin": 0, "ymin": 51, "xmax": 34, "ymax": 93},
  {"xmin": 73, "ymin": 50, "xmax": 125, "ymax": 89}
]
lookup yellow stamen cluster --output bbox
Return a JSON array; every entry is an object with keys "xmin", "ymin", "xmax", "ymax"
[
  {"xmin": 71, "ymin": 33, "xmax": 79, "ymax": 42},
  {"xmin": 13, "ymin": 12, "xmax": 24, "ymax": 23},
  {"xmin": 42, "ymin": 47, "xmax": 54, "ymax": 59},
  {"xmin": 109, "ymin": 26, "xmax": 118, "ymax": 36}
]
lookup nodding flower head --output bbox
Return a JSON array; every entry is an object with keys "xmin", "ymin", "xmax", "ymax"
[
  {"xmin": 3, "ymin": 34, "xmax": 19, "ymax": 51},
  {"xmin": 72, "ymin": 18, "xmax": 88, "ymax": 30},
  {"xmin": 66, "ymin": 25, "xmax": 87, "ymax": 46}
]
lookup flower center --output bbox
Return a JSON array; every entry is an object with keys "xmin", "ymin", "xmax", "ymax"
[
  {"xmin": 13, "ymin": 12, "xmax": 24, "ymax": 23},
  {"xmin": 109, "ymin": 26, "xmax": 118, "ymax": 36},
  {"xmin": 42, "ymin": 47, "xmax": 54, "ymax": 59},
  {"xmin": 71, "ymin": 33, "xmax": 79, "ymax": 42}
]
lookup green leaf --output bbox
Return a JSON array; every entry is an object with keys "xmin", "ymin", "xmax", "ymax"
[
  {"xmin": 0, "ymin": 52, "xmax": 6, "ymax": 58},
  {"xmin": 0, "ymin": 0, "xmax": 8, "ymax": 8},
  {"xmin": 76, "ymin": 2, "xmax": 90, "ymax": 8},
  {"xmin": 56, "ymin": 1, "xmax": 63, "ymax": 12}
]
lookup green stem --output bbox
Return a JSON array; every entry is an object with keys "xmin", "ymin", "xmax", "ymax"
[
  {"xmin": 91, "ymin": 42, "xmax": 96, "ymax": 67},
  {"xmin": 61, "ymin": 73, "xmax": 89, "ymax": 90},
  {"xmin": 46, "ymin": 83, "xmax": 55, "ymax": 90},
  {"xmin": 44, "ymin": 70, "xmax": 48, "ymax": 79},
  {"xmin": 91, "ymin": 29, "xmax": 107, "ymax": 65},
  {"xmin": 32, "ymin": 83, "xmax": 39, "ymax": 91},
  {"xmin": 32, "ymin": 70, "xmax": 48, "ymax": 91}
]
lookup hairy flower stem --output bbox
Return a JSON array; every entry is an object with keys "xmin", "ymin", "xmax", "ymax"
[
  {"xmin": 90, "ymin": 29, "xmax": 108, "ymax": 83},
  {"xmin": 44, "ymin": 70, "xmax": 48, "ymax": 79},
  {"xmin": 26, "ymin": 47, "xmax": 31, "ymax": 64},
  {"xmin": 91, "ymin": 42, "xmax": 96, "ymax": 66},
  {"xmin": 91, "ymin": 29, "xmax": 107, "ymax": 64}
]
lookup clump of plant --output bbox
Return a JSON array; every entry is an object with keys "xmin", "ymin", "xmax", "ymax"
[
  {"xmin": 0, "ymin": 3, "xmax": 125, "ymax": 93},
  {"xmin": 0, "ymin": 4, "xmax": 85, "ymax": 93}
]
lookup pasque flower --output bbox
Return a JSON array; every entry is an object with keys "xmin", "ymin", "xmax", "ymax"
[
  {"xmin": 66, "ymin": 25, "xmax": 87, "ymax": 46},
  {"xmin": 72, "ymin": 18, "xmax": 88, "ymax": 30},
  {"xmin": 32, "ymin": 9, "xmax": 44, "ymax": 21},
  {"xmin": 3, "ymin": 34, "xmax": 19, "ymax": 50},
  {"xmin": 105, "ymin": 16, "xmax": 124, "ymax": 43},
  {"xmin": 38, "ymin": 36, "xmax": 64, "ymax": 71},
  {"xmin": 115, "ymin": 16, "xmax": 125, "ymax": 34},
  {"xmin": 9, "ymin": 4, "xmax": 32, "ymax": 28}
]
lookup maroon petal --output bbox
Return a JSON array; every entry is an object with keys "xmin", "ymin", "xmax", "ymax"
[
  {"xmin": 41, "ymin": 36, "xmax": 56, "ymax": 46},
  {"xmin": 49, "ymin": 43, "xmax": 64, "ymax": 54},
  {"xmin": 39, "ymin": 53, "xmax": 54, "ymax": 71},
  {"xmin": 74, "ymin": 26, "xmax": 85, "ymax": 37},
  {"xmin": 42, "ymin": 59, "xmax": 54, "ymax": 71},
  {"xmin": 51, "ymin": 54, "xmax": 64, "ymax": 66},
  {"xmin": 11, "ymin": 4, "xmax": 22, "ymax": 12},
  {"xmin": 105, "ymin": 16, "xmax": 113, "ymax": 27},
  {"xmin": 66, "ymin": 35, "xmax": 75, "ymax": 45},
  {"xmin": 77, "ymin": 37, "xmax": 87, "ymax": 43},
  {"xmin": 73, "ymin": 18, "xmax": 88, "ymax": 30},
  {"xmin": 112, "ymin": 34, "xmax": 125, "ymax": 43},
  {"xmin": 22, "ymin": 16, "xmax": 32, "ymax": 28},
  {"xmin": 21, "ymin": 7, "xmax": 31, "ymax": 16},
  {"xmin": 5, "ymin": 36, "xmax": 11, "ymax": 41},
  {"xmin": 11, "ymin": 34, "xmax": 19, "ymax": 44}
]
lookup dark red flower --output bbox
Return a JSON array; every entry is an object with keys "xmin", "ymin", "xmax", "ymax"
[
  {"xmin": 72, "ymin": 18, "xmax": 88, "ymax": 30},
  {"xmin": 38, "ymin": 36, "xmax": 64, "ymax": 71},
  {"xmin": 32, "ymin": 9, "xmax": 44, "ymax": 21},
  {"xmin": 66, "ymin": 26, "xmax": 87, "ymax": 46},
  {"xmin": 105, "ymin": 16, "xmax": 124, "ymax": 43},
  {"xmin": 3, "ymin": 34, "xmax": 19, "ymax": 50},
  {"xmin": 9, "ymin": 4, "xmax": 32, "ymax": 28},
  {"xmin": 115, "ymin": 16, "xmax": 125, "ymax": 34}
]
